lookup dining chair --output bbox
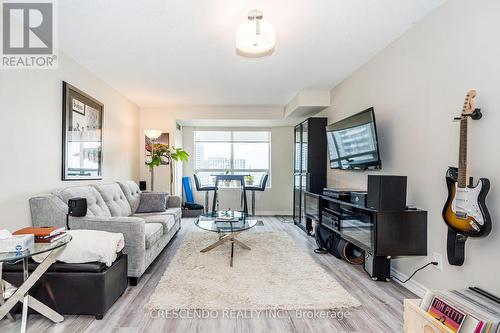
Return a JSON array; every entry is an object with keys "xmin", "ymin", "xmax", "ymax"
[
  {"xmin": 245, "ymin": 174, "xmax": 268, "ymax": 216},
  {"xmin": 193, "ymin": 174, "xmax": 216, "ymax": 213}
]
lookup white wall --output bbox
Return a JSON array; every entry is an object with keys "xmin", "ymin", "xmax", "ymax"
[
  {"xmin": 138, "ymin": 106, "xmax": 291, "ymax": 196},
  {"xmin": 139, "ymin": 109, "xmax": 182, "ymax": 194},
  {"xmin": 0, "ymin": 52, "xmax": 140, "ymax": 231},
  {"xmin": 182, "ymin": 126, "xmax": 293, "ymax": 215},
  {"xmin": 322, "ymin": 0, "xmax": 500, "ymax": 294}
]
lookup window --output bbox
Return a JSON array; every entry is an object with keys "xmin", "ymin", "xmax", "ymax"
[{"xmin": 194, "ymin": 130, "xmax": 271, "ymax": 186}]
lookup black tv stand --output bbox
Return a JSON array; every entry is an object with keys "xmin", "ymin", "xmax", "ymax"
[{"xmin": 306, "ymin": 192, "xmax": 427, "ymax": 280}]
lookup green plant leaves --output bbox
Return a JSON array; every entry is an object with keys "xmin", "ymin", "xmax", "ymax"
[{"xmin": 146, "ymin": 146, "xmax": 190, "ymax": 169}]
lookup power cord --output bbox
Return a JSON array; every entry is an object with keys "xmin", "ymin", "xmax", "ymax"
[{"xmin": 391, "ymin": 261, "xmax": 438, "ymax": 284}]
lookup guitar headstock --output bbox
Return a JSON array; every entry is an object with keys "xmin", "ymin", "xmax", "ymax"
[{"xmin": 462, "ymin": 90, "xmax": 477, "ymax": 115}]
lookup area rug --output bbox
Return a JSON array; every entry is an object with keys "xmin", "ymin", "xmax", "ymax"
[{"xmin": 145, "ymin": 231, "xmax": 360, "ymax": 310}]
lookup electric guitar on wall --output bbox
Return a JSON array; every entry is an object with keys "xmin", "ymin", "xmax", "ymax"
[{"xmin": 442, "ymin": 90, "xmax": 491, "ymax": 242}]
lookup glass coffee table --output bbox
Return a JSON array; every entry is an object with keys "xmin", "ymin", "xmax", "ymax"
[
  {"xmin": 195, "ymin": 211, "xmax": 258, "ymax": 267},
  {"xmin": 0, "ymin": 235, "xmax": 71, "ymax": 333}
]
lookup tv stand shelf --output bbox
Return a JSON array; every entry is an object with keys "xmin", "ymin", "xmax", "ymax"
[
  {"xmin": 305, "ymin": 191, "xmax": 428, "ymax": 280},
  {"xmin": 318, "ymin": 195, "xmax": 427, "ymax": 257}
]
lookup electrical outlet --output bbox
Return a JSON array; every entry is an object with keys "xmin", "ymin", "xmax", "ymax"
[{"xmin": 433, "ymin": 252, "xmax": 443, "ymax": 271}]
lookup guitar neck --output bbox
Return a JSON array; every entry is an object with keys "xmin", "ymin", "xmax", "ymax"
[{"xmin": 458, "ymin": 117, "xmax": 468, "ymax": 188}]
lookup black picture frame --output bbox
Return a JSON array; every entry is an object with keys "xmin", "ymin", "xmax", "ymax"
[{"xmin": 62, "ymin": 81, "xmax": 104, "ymax": 180}]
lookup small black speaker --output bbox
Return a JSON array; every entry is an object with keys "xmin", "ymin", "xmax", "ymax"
[
  {"xmin": 367, "ymin": 175, "xmax": 407, "ymax": 211},
  {"xmin": 139, "ymin": 181, "xmax": 147, "ymax": 191},
  {"xmin": 68, "ymin": 197, "xmax": 87, "ymax": 217}
]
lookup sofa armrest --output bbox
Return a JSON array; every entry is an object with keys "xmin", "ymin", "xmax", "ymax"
[
  {"xmin": 167, "ymin": 195, "xmax": 182, "ymax": 208},
  {"xmin": 30, "ymin": 195, "xmax": 68, "ymax": 228},
  {"xmin": 69, "ymin": 216, "xmax": 146, "ymax": 277}
]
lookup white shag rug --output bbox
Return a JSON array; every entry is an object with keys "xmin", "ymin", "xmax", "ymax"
[{"xmin": 145, "ymin": 231, "xmax": 361, "ymax": 310}]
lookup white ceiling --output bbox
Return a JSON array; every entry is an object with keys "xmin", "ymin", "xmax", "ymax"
[{"xmin": 59, "ymin": 0, "xmax": 445, "ymax": 107}]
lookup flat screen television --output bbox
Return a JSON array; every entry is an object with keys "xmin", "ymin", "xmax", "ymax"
[{"xmin": 326, "ymin": 107, "xmax": 381, "ymax": 170}]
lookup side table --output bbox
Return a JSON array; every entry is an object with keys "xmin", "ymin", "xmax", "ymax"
[{"xmin": 0, "ymin": 235, "xmax": 71, "ymax": 333}]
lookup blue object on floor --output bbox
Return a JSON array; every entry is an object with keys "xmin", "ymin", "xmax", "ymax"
[
  {"xmin": 182, "ymin": 176, "xmax": 204, "ymax": 212},
  {"xmin": 182, "ymin": 176, "xmax": 195, "ymax": 203}
]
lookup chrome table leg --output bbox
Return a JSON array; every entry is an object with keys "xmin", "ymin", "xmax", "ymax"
[
  {"xmin": 0, "ymin": 247, "xmax": 65, "ymax": 327},
  {"xmin": 200, "ymin": 232, "xmax": 251, "ymax": 267},
  {"xmin": 0, "ymin": 263, "xmax": 15, "ymax": 321},
  {"xmin": 20, "ymin": 258, "xmax": 29, "ymax": 333}
]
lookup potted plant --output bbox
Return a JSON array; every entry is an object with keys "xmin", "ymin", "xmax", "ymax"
[
  {"xmin": 245, "ymin": 175, "xmax": 254, "ymax": 186},
  {"xmin": 146, "ymin": 143, "xmax": 189, "ymax": 193}
]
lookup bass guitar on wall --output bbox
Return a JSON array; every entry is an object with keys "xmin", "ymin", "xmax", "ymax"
[{"xmin": 442, "ymin": 90, "xmax": 491, "ymax": 265}]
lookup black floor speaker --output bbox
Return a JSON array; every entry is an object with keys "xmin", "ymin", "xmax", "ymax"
[
  {"xmin": 363, "ymin": 254, "xmax": 391, "ymax": 281},
  {"xmin": 139, "ymin": 181, "xmax": 147, "ymax": 191},
  {"xmin": 367, "ymin": 175, "xmax": 407, "ymax": 210}
]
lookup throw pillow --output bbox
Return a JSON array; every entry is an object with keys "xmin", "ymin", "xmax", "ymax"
[{"xmin": 136, "ymin": 192, "xmax": 168, "ymax": 213}]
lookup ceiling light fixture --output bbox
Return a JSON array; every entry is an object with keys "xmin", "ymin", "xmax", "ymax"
[{"xmin": 236, "ymin": 9, "xmax": 275, "ymax": 58}]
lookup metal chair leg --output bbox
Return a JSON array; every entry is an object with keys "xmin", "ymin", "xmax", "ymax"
[
  {"xmin": 211, "ymin": 189, "xmax": 218, "ymax": 213},
  {"xmin": 242, "ymin": 189, "xmax": 248, "ymax": 214},
  {"xmin": 204, "ymin": 192, "xmax": 209, "ymax": 214},
  {"xmin": 252, "ymin": 191, "xmax": 256, "ymax": 216}
]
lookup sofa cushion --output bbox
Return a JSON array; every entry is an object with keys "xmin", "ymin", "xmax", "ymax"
[
  {"xmin": 144, "ymin": 223, "xmax": 163, "ymax": 249},
  {"xmin": 164, "ymin": 208, "xmax": 181, "ymax": 222},
  {"xmin": 93, "ymin": 183, "xmax": 131, "ymax": 217},
  {"xmin": 167, "ymin": 195, "xmax": 181, "ymax": 209},
  {"xmin": 136, "ymin": 192, "xmax": 168, "ymax": 213},
  {"xmin": 134, "ymin": 208, "xmax": 181, "ymax": 222},
  {"xmin": 118, "ymin": 181, "xmax": 141, "ymax": 213},
  {"xmin": 53, "ymin": 186, "xmax": 111, "ymax": 217},
  {"xmin": 133, "ymin": 213, "xmax": 175, "ymax": 234}
]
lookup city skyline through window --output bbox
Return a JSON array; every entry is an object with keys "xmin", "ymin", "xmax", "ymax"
[{"xmin": 194, "ymin": 130, "xmax": 271, "ymax": 186}]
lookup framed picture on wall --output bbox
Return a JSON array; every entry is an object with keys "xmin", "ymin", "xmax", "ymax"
[
  {"xmin": 145, "ymin": 132, "xmax": 170, "ymax": 165},
  {"xmin": 62, "ymin": 81, "xmax": 104, "ymax": 180}
]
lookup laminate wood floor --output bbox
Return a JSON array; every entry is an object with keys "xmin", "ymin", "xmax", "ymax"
[{"xmin": 0, "ymin": 217, "xmax": 415, "ymax": 333}]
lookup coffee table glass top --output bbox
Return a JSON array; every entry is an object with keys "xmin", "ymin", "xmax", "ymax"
[
  {"xmin": 0, "ymin": 234, "xmax": 72, "ymax": 262},
  {"xmin": 195, "ymin": 211, "xmax": 258, "ymax": 233}
]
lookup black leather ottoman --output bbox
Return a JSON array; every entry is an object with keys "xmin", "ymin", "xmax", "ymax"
[{"xmin": 2, "ymin": 253, "xmax": 128, "ymax": 319}]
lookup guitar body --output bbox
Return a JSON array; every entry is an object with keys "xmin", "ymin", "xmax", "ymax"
[
  {"xmin": 442, "ymin": 90, "xmax": 491, "ymax": 265},
  {"xmin": 442, "ymin": 167, "xmax": 491, "ymax": 237}
]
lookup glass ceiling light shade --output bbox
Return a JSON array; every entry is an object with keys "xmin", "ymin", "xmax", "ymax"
[
  {"xmin": 144, "ymin": 129, "xmax": 163, "ymax": 140},
  {"xmin": 236, "ymin": 9, "xmax": 275, "ymax": 58}
]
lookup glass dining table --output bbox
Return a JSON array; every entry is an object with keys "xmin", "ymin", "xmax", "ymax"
[{"xmin": 210, "ymin": 174, "xmax": 250, "ymax": 213}]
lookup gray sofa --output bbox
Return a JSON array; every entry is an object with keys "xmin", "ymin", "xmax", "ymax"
[{"xmin": 29, "ymin": 181, "xmax": 181, "ymax": 285}]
